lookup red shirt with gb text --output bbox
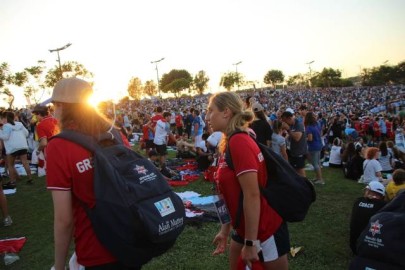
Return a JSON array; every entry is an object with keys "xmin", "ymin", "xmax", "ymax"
[
  {"xmin": 46, "ymin": 138, "xmax": 116, "ymax": 267},
  {"xmin": 216, "ymin": 133, "xmax": 282, "ymax": 241}
]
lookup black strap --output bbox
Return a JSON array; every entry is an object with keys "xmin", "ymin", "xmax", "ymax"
[
  {"xmin": 225, "ymin": 130, "xmax": 258, "ymax": 229},
  {"xmin": 53, "ymin": 129, "xmax": 122, "ymax": 152}
]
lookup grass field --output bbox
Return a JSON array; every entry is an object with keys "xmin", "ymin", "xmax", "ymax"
[{"xmin": 0, "ymin": 148, "xmax": 363, "ymax": 270}]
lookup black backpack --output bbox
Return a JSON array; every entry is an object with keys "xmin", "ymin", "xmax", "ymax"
[
  {"xmin": 225, "ymin": 131, "xmax": 316, "ymax": 223},
  {"xmin": 350, "ymin": 191, "xmax": 405, "ymax": 270},
  {"xmin": 55, "ymin": 129, "xmax": 186, "ymax": 268}
]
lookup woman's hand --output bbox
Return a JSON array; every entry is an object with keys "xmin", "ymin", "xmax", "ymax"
[
  {"xmin": 212, "ymin": 232, "xmax": 228, "ymax": 255},
  {"xmin": 241, "ymin": 245, "xmax": 260, "ymax": 269}
]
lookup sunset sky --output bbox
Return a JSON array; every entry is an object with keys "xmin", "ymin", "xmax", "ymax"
[{"xmin": 1, "ymin": 0, "xmax": 404, "ymax": 107}]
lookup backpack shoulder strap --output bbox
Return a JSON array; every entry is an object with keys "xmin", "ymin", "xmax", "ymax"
[
  {"xmin": 224, "ymin": 130, "xmax": 251, "ymax": 170},
  {"xmin": 224, "ymin": 129, "xmax": 259, "ymax": 229},
  {"xmin": 53, "ymin": 129, "xmax": 122, "ymax": 152}
]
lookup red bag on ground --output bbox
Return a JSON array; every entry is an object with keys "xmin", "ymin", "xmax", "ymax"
[{"xmin": 0, "ymin": 237, "xmax": 27, "ymax": 253}]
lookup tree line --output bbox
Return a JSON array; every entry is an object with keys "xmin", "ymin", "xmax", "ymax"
[{"xmin": 1, "ymin": 59, "xmax": 404, "ymax": 108}]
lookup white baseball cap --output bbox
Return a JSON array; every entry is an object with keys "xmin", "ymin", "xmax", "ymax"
[{"xmin": 365, "ymin": 181, "xmax": 385, "ymax": 196}]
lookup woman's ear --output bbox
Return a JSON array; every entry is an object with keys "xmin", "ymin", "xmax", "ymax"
[{"xmin": 222, "ymin": 107, "xmax": 231, "ymax": 119}]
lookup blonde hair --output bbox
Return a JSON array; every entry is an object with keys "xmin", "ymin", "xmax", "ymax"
[{"xmin": 209, "ymin": 92, "xmax": 254, "ymax": 153}]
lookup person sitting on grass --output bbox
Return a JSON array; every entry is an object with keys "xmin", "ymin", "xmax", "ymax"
[
  {"xmin": 195, "ymin": 133, "xmax": 213, "ymax": 171},
  {"xmin": 148, "ymin": 149, "xmax": 178, "ymax": 179},
  {"xmin": 349, "ymin": 181, "xmax": 386, "ymax": 254},
  {"xmin": 362, "ymin": 147, "xmax": 383, "ymax": 184},
  {"xmin": 385, "ymin": 168, "xmax": 405, "ymax": 201},
  {"xmin": 328, "ymin": 137, "xmax": 343, "ymax": 168}
]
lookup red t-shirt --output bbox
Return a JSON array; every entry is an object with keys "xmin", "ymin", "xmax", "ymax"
[
  {"xmin": 175, "ymin": 115, "xmax": 183, "ymax": 127},
  {"xmin": 216, "ymin": 133, "xmax": 282, "ymax": 241},
  {"xmin": 36, "ymin": 116, "xmax": 59, "ymax": 141},
  {"xmin": 373, "ymin": 121, "xmax": 381, "ymax": 137},
  {"xmin": 46, "ymin": 138, "xmax": 116, "ymax": 267},
  {"xmin": 151, "ymin": 114, "xmax": 164, "ymax": 129},
  {"xmin": 386, "ymin": 121, "xmax": 394, "ymax": 139}
]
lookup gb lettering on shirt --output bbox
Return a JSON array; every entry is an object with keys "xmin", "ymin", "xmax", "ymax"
[
  {"xmin": 214, "ymin": 195, "xmax": 231, "ymax": 225},
  {"xmin": 76, "ymin": 158, "xmax": 93, "ymax": 173}
]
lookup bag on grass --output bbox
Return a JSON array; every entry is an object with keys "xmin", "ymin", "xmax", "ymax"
[
  {"xmin": 55, "ymin": 129, "xmax": 186, "ymax": 268},
  {"xmin": 225, "ymin": 131, "xmax": 316, "ymax": 223}
]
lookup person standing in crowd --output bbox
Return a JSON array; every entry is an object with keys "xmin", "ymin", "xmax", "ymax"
[
  {"xmin": 153, "ymin": 112, "xmax": 176, "ymax": 168},
  {"xmin": 362, "ymin": 147, "xmax": 383, "ymax": 184},
  {"xmin": 46, "ymin": 78, "xmax": 138, "ymax": 270},
  {"xmin": 297, "ymin": 104, "xmax": 308, "ymax": 124},
  {"xmin": 305, "ymin": 112, "xmax": 325, "ymax": 185},
  {"xmin": 327, "ymin": 115, "xmax": 344, "ymax": 145},
  {"xmin": 0, "ymin": 111, "xmax": 33, "ymax": 187},
  {"xmin": 192, "ymin": 109, "xmax": 204, "ymax": 148},
  {"xmin": 378, "ymin": 115, "xmax": 387, "ymax": 141},
  {"xmin": 377, "ymin": 141, "xmax": 394, "ymax": 174},
  {"xmin": 281, "ymin": 110, "xmax": 307, "ymax": 177},
  {"xmin": 271, "ymin": 120, "xmax": 288, "ymax": 161},
  {"xmin": 33, "ymin": 105, "xmax": 59, "ymax": 153},
  {"xmin": 250, "ymin": 103, "xmax": 273, "ymax": 147},
  {"xmin": 175, "ymin": 110, "xmax": 184, "ymax": 136},
  {"xmin": 385, "ymin": 168, "xmax": 405, "ymax": 201},
  {"xmin": 349, "ymin": 181, "xmax": 386, "ymax": 254},
  {"xmin": 32, "ymin": 104, "xmax": 59, "ymax": 176},
  {"xmin": 184, "ymin": 108, "xmax": 194, "ymax": 139},
  {"xmin": 148, "ymin": 106, "xmax": 163, "ymax": 132},
  {"xmin": 209, "ymin": 92, "xmax": 289, "ymax": 270}
]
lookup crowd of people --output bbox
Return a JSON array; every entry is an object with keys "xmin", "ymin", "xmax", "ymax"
[{"xmin": 0, "ymin": 81, "xmax": 404, "ymax": 269}]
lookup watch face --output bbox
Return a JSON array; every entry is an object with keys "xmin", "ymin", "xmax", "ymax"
[{"xmin": 245, "ymin": 240, "xmax": 254, "ymax": 246}]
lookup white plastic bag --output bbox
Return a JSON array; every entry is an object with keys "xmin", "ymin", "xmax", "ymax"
[{"xmin": 69, "ymin": 252, "xmax": 85, "ymax": 270}]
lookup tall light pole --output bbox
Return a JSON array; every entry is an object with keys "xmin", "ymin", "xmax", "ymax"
[
  {"xmin": 233, "ymin": 61, "xmax": 242, "ymax": 90},
  {"xmin": 306, "ymin": 60, "xmax": 314, "ymax": 88},
  {"xmin": 151, "ymin": 57, "xmax": 165, "ymax": 98},
  {"xmin": 49, "ymin": 43, "xmax": 72, "ymax": 81}
]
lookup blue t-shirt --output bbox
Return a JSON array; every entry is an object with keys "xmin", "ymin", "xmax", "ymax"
[
  {"xmin": 306, "ymin": 124, "xmax": 323, "ymax": 152},
  {"xmin": 192, "ymin": 116, "xmax": 204, "ymax": 136}
]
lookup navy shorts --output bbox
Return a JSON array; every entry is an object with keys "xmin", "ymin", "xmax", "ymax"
[{"xmin": 289, "ymin": 155, "xmax": 306, "ymax": 169}]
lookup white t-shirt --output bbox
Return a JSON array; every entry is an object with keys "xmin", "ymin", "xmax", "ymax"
[
  {"xmin": 363, "ymin": 159, "xmax": 382, "ymax": 183},
  {"xmin": 207, "ymin": 131, "xmax": 222, "ymax": 148},
  {"xmin": 196, "ymin": 140, "xmax": 207, "ymax": 153},
  {"xmin": 153, "ymin": 119, "xmax": 170, "ymax": 145},
  {"xmin": 329, "ymin": 145, "xmax": 342, "ymax": 165}
]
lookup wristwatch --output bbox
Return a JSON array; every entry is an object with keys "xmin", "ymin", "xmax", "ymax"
[{"xmin": 244, "ymin": 239, "xmax": 260, "ymax": 249}]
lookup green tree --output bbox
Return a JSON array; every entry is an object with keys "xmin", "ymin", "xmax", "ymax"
[
  {"xmin": 219, "ymin": 72, "xmax": 241, "ymax": 91},
  {"xmin": 394, "ymin": 61, "xmax": 405, "ymax": 84},
  {"xmin": 286, "ymin": 73, "xmax": 306, "ymax": 87},
  {"xmin": 160, "ymin": 69, "xmax": 193, "ymax": 97},
  {"xmin": 45, "ymin": 61, "xmax": 93, "ymax": 87},
  {"xmin": 193, "ymin": 70, "xmax": 210, "ymax": 95},
  {"xmin": 313, "ymin": 68, "xmax": 342, "ymax": 87},
  {"xmin": 264, "ymin": 69, "xmax": 284, "ymax": 88},
  {"xmin": 143, "ymin": 80, "xmax": 157, "ymax": 97},
  {"xmin": 0, "ymin": 63, "xmax": 19, "ymax": 108},
  {"xmin": 127, "ymin": 77, "xmax": 143, "ymax": 100},
  {"xmin": 0, "ymin": 62, "xmax": 13, "ymax": 88},
  {"xmin": 21, "ymin": 60, "xmax": 48, "ymax": 105}
]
